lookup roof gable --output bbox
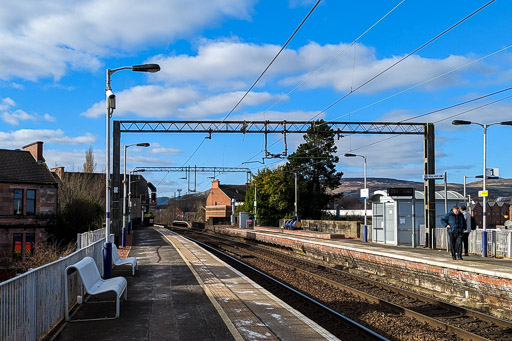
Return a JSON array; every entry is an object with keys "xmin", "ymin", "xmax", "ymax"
[
  {"xmin": 219, "ymin": 184, "xmax": 247, "ymax": 202},
  {"xmin": 0, "ymin": 149, "xmax": 57, "ymax": 185}
]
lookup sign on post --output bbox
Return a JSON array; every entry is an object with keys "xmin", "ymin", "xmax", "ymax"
[
  {"xmin": 479, "ymin": 190, "xmax": 488, "ymax": 197},
  {"xmin": 423, "ymin": 174, "xmax": 445, "ymax": 180},
  {"xmin": 387, "ymin": 187, "xmax": 414, "ymax": 198},
  {"xmin": 360, "ymin": 188, "xmax": 369, "ymax": 199},
  {"xmin": 486, "ymin": 168, "xmax": 499, "ymax": 179}
]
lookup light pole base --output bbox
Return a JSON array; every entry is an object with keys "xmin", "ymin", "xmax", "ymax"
[
  {"xmin": 482, "ymin": 230, "xmax": 488, "ymax": 257},
  {"xmin": 363, "ymin": 225, "xmax": 368, "ymax": 243},
  {"xmin": 103, "ymin": 242, "xmax": 112, "ymax": 279},
  {"xmin": 122, "ymin": 227, "xmax": 127, "ymax": 247}
]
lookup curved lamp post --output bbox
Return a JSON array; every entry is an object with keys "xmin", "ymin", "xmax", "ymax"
[
  {"xmin": 344, "ymin": 153, "xmax": 368, "ymax": 242},
  {"xmin": 104, "ymin": 63, "xmax": 160, "ymax": 278},
  {"xmin": 122, "ymin": 143, "xmax": 150, "ymax": 247},
  {"xmin": 452, "ymin": 119, "xmax": 512, "ymax": 257}
]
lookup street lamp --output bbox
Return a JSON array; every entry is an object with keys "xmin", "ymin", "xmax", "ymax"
[
  {"xmin": 104, "ymin": 63, "xmax": 160, "ymax": 279},
  {"xmin": 452, "ymin": 119, "xmax": 512, "ymax": 257},
  {"xmin": 344, "ymin": 153, "xmax": 368, "ymax": 242},
  {"xmin": 122, "ymin": 143, "xmax": 150, "ymax": 247}
]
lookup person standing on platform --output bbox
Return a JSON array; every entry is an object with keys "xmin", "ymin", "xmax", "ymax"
[
  {"xmin": 441, "ymin": 206, "xmax": 466, "ymax": 260},
  {"xmin": 460, "ymin": 205, "xmax": 471, "ymax": 256}
]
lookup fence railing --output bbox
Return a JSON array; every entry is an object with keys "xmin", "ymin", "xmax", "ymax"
[
  {"xmin": 435, "ymin": 228, "xmax": 512, "ymax": 258},
  {"xmin": 77, "ymin": 228, "xmax": 107, "ymax": 250},
  {"xmin": 0, "ymin": 232, "xmax": 108, "ymax": 341}
]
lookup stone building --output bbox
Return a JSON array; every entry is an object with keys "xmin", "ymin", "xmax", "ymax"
[{"xmin": 0, "ymin": 142, "xmax": 58, "ymax": 276}]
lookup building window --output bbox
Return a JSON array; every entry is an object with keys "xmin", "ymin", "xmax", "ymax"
[
  {"xmin": 14, "ymin": 189, "xmax": 23, "ymax": 215},
  {"xmin": 26, "ymin": 190, "xmax": 36, "ymax": 215},
  {"xmin": 25, "ymin": 233, "xmax": 35, "ymax": 256},
  {"xmin": 13, "ymin": 233, "xmax": 23, "ymax": 259}
]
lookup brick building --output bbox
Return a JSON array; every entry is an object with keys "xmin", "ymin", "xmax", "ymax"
[
  {"xmin": 205, "ymin": 180, "xmax": 246, "ymax": 225},
  {"xmin": 0, "ymin": 142, "xmax": 58, "ymax": 273},
  {"xmin": 471, "ymin": 200, "xmax": 510, "ymax": 228}
]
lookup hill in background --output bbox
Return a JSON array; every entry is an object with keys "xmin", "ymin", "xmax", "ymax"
[{"xmin": 335, "ymin": 177, "xmax": 511, "ymax": 200}]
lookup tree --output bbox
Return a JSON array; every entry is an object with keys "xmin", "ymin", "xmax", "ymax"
[
  {"xmin": 83, "ymin": 147, "xmax": 96, "ymax": 173},
  {"xmin": 238, "ymin": 167, "xmax": 291, "ymax": 226},
  {"xmin": 286, "ymin": 120, "xmax": 343, "ymax": 220}
]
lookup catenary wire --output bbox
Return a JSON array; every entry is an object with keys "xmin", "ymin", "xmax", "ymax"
[
  {"xmin": 258, "ymin": 0, "xmax": 407, "ymax": 118},
  {"xmin": 221, "ymin": 0, "xmax": 322, "ymax": 122},
  {"xmin": 309, "ymin": 0, "xmax": 496, "ymax": 121}
]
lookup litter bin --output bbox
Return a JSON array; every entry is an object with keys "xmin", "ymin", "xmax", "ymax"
[{"xmin": 247, "ymin": 219, "xmax": 253, "ymax": 228}]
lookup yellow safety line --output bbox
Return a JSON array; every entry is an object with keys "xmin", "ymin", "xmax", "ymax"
[{"xmin": 155, "ymin": 228, "xmax": 244, "ymax": 341}]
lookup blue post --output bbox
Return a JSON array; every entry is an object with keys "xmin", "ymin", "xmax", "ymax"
[
  {"xmin": 122, "ymin": 226, "xmax": 126, "ymax": 247},
  {"xmin": 482, "ymin": 230, "xmax": 488, "ymax": 257},
  {"xmin": 128, "ymin": 219, "xmax": 132, "ymax": 235},
  {"xmin": 363, "ymin": 225, "xmax": 368, "ymax": 243},
  {"xmin": 103, "ymin": 242, "xmax": 112, "ymax": 279}
]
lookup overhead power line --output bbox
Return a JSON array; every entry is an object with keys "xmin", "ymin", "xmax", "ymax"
[
  {"xmin": 310, "ymin": 0, "xmax": 496, "ymax": 121},
  {"xmin": 221, "ymin": 0, "xmax": 322, "ymax": 122}
]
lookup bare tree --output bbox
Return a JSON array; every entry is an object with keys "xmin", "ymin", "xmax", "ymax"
[{"xmin": 83, "ymin": 147, "xmax": 96, "ymax": 173}]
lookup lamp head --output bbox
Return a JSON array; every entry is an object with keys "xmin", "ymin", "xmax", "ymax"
[
  {"xmin": 136, "ymin": 143, "xmax": 150, "ymax": 147},
  {"xmin": 500, "ymin": 121, "xmax": 512, "ymax": 126},
  {"xmin": 452, "ymin": 120, "xmax": 472, "ymax": 126},
  {"xmin": 344, "ymin": 153, "xmax": 357, "ymax": 157},
  {"xmin": 132, "ymin": 64, "xmax": 160, "ymax": 73}
]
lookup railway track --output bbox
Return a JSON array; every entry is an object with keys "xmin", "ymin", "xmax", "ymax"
[{"xmin": 171, "ymin": 226, "xmax": 512, "ymax": 341}]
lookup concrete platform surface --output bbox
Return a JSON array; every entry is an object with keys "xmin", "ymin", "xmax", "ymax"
[{"xmin": 53, "ymin": 225, "xmax": 338, "ymax": 341}]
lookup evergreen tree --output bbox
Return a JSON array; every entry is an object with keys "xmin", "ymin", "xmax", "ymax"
[{"xmin": 286, "ymin": 120, "xmax": 343, "ymax": 219}]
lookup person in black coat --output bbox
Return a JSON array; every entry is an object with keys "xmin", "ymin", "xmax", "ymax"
[{"xmin": 441, "ymin": 206, "xmax": 467, "ymax": 260}]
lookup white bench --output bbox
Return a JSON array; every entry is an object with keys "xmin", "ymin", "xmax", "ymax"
[
  {"xmin": 64, "ymin": 256, "xmax": 127, "ymax": 321},
  {"xmin": 112, "ymin": 244, "xmax": 138, "ymax": 276}
]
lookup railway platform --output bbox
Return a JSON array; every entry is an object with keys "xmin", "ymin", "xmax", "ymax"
[
  {"xmin": 208, "ymin": 225, "xmax": 512, "ymax": 320},
  {"xmin": 52, "ymin": 225, "xmax": 338, "ymax": 341}
]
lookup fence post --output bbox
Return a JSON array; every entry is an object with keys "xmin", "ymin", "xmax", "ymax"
[
  {"xmin": 76, "ymin": 233, "xmax": 81, "ymax": 250},
  {"xmin": 508, "ymin": 231, "xmax": 512, "ymax": 258}
]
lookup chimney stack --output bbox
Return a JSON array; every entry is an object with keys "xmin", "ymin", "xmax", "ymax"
[
  {"xmin": 212, "ymin": 179, "xmax": 220, "ymax": 188},
  {"xmin": 51, "ymin": 167, "xmax": 65, "ymax": 179},
  {"xmin": 23, "ymin": 141, "xmax": 44, "ymax": 163}
]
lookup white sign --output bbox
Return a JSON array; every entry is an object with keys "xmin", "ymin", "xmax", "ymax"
[
  {"xmin": 486, "ymin": 168, "xmax": 499, "ymax": 179},
  {"xmin": 423, "ymin": 174, "xmax": 445, "ymax": 180},
  {"xmin": 360, "ymin": 188, "xmax": 369, "ymax": 199}
]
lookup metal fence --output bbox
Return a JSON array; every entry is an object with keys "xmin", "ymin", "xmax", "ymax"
[
  {"xmin": 0, "ymin": 234, "xmax": 107, "ymax": 341},
  {"xmin": 77, "ymin": 228, "xmax": 107, "ymax": 250},
  {"xmin": 435, "ymin": 228, "xmax": 512, "ymax": 258}
]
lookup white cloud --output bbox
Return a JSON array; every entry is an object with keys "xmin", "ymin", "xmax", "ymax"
[
  {"xmin": 150, "ymin": 147, "xmax": 181, "ymax": 155},
  {"xmin": 0, "ymin": 97, "xmax": 15, "ymax": 110},
  {"xmin": 0, "ymin": 0, "xmax": 257, "ymax": 81},
  {"xmin": 81, "ymin": 85, "xmax": 282, "ymax": 119},
  {"xmin": 379, "ymin": 100, "xmax": 512, "ymax": 131},
  {"xmin": 0, "ymin": 129, "xmax": 96, "ymax": 149},
  {"xmin": 150, "ymin": 40, "xmax": 477, "ymax": 95},
  {"xmin": 1, "ymin": 97, "xmax": 58, "ymax": 125},
  {"xmin": 339, "ymin": 134, "xmax": 424, "ymax": 180}
]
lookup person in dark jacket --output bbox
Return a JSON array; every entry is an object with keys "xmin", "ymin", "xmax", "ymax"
[
  {"xmin": 460, "ymin": 205, "xmax": 472, "ymax": 256},
  {"xmin": 441, "ymin": 206, "xmax": 466, "ymax": 260}
]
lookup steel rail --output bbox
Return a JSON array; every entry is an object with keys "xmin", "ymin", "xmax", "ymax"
[
  {"xmin": 173, "ymin": 227, "xmax": 512, "ymax": 340},
  {"xmin": 183, "ymin": 235, "xmax": 389, "ymax": 341}
]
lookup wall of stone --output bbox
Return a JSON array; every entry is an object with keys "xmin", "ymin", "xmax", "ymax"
[
  {"xmin": 300, "ymin": 219, "xmax": 360, "ymax": 238},
  {"xmin": 207, "ymin": 226, "xmax": 512, "ymax": 320}
]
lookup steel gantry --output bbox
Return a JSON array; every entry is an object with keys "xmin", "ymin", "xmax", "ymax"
[
  {"xmin": 111, "ymin": 120, "xmax": 437, "ymax": 248},
  {"xmin": 133, "ymin": 166, "xmax": 253, "ymax": 192}
]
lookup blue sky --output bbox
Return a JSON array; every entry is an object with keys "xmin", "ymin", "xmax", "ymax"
[{"xmin": 1, "ymin": 0, "xmax": 511, "ymax": 197}]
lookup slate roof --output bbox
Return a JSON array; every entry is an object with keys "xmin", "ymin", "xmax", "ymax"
[
  {"xmin": 0, "ymin": 149, "xmax": 57, "ymax": 185},
  {"xmin": 219, "ymin": 184, "xmax": 247, "ymax": 202}
]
